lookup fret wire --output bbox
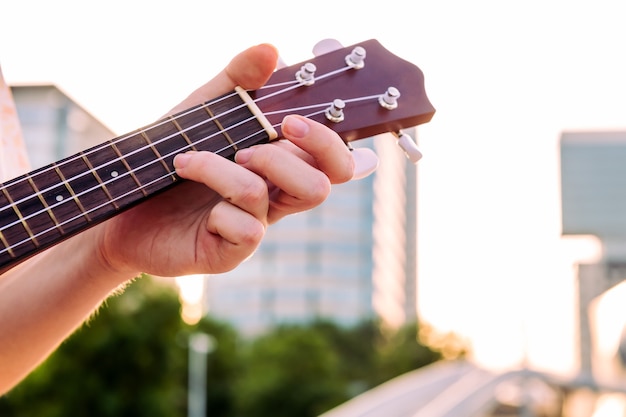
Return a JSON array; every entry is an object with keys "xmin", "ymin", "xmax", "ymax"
[
  {"xmin": 0, "ymin": 114, "xmax": 261, "ymax": 236},
  {"xmin": 141, "ymin": 131, "xmax": 176, "ymax": 182},
  {"xmin": 169, "ymin": 115, "xmax": 198, "ymax": 152},
  {"xmin": 109, "ymin": 142, "xmax": 147, "ymax": 196},
  {"xmin": 27, "ymin": 177, "xmax": 64, "ymax": 234},
  {"xmin": 0, "ymin": 126, "xmax": 270, "ymax": 257},
  {"xmin": 0, "ymin": 230, "xmax": 12, "ymax": 257},
  {"xmin": 202, "ymin": 106, "xmax": 239, "ymax": 151},
  {"xmin": 0, "ymin": 186, "xmax": 40, "ymax": 248},
  {"xmin": 81, "ymin": 154, "xmax": 118, "ymax": 210},
  {"xmin": 0, "ymin": 64, "xmax": 356, "ymax": 215},
  {"xmin": 54, "ymin": 165, "xmax": 91, "ymax": 222}
]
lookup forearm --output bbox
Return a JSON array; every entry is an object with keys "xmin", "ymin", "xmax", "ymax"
[{"xmin": 0, "ymin": 228, "xmax": 136, "ymax": 394}]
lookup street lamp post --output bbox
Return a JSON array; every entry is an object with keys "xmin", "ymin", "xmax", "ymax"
[{"xmin": 188, "ymin": 332, "xmax": 215, "ymax": 417}]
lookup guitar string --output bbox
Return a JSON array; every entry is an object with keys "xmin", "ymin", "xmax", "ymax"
[
  {"xmin": 0, "ymin": 65, "xmax": 353, "ymax": 216},
  {"xmin": 1, "ymin": 92, "xmax": 347, "ymax": 238},
  {"xmin": 0, "ymin": 67, "xmax": 365, "ymax": 249},
  {"xmin": 0, "ymin": 65, "xmax": 352, "ymax": 202},
  {"xmin": 0, "ymin": 65, "xmax": 381, "ymax": 256}
]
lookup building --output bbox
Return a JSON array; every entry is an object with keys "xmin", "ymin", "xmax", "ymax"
[
  {"xmin": 204, "ymin": 129, "xmax": 419, "ymax": 336},
  {"xmin": 10, "ymin": 84, "xmax": 115, "ymax": 170},
  {"xmin": 560, "ymin": 130, "xmax": 626, "ymax": 379}
]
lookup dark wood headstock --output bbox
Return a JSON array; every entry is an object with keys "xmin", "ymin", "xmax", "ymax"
[{"xmin": 252, "ymin": 39, "xmax": 435, "ymax": 144}]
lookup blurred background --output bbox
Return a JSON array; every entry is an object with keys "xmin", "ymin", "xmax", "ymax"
[{"xmin": 1, "ymin": 0, "xmax": 626, "ymax": 415}]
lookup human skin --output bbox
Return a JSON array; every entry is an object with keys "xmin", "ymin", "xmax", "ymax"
[{"xmin": 0, "ymin": 43, "xmax": 354, "ymax": 394}]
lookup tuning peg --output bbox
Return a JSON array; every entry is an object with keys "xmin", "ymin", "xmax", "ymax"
[
  {"xmin": 276, "ymin": 55, "xmax": 288, "ymax": 70},
  {"xmin": 350, "ymin": 146, "xmax": 379, "ymax": 180},
  {"xmin": 313, "ymin": 39, "xmax": 344, "ymax": 56},
  {"xmin": 394, "ymin": 131, "xmax": 423, "ymax": 163}
]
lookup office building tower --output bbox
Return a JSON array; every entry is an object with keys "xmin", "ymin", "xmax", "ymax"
[
  {"xmin": 560, "ymin": 130, "xmax": 626, "ymax": 377},
  {"xmin": 10, "ymin": 84, "xmax": 115, "ymax": 170}
]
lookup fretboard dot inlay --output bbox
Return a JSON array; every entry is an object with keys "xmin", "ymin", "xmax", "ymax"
[
  {"xmin": 55, "ymin": 195, "xmax": 64, "ymax": 202},
  {"xmin": 111, "ymin": 171, "xmax": 119, "ymax": 178}
]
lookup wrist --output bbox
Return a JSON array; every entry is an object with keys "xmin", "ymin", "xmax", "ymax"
[{"xmin": 69, "ymin": 225, "xmax": 140, "ymax": 288}]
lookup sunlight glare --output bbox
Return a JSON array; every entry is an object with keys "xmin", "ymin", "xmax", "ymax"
[{"xmin": 175, "ymin": 274, "xmax": 206, "ymax": 325}]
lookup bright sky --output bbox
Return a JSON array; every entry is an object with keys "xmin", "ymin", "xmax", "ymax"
[{"xmin": 2, "ymin": 0, "xmax": 626, "ymax": 376}]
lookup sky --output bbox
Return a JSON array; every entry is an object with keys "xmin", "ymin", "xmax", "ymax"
[{"xmin": 2, "ymin": 0, "xmax": 626, "ymax": 375}]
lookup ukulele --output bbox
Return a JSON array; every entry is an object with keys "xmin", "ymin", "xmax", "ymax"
[{"xmin": 0, "ymin": 39, "xmax": 435, "ymax": 274}]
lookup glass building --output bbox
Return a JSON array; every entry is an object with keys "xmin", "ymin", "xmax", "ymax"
[{"xmin": 10, "ymin": 85, "xmax": 115, "ymax": 170}]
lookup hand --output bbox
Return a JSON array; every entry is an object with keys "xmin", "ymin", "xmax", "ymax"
[{"xmin": 85, "ymin": 44, "xmax": 354, "ymax": 279}]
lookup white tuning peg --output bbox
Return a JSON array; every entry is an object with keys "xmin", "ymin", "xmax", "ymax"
[
  {"xmin": 395, "ymin": 131, "xmax": 423, "ymax": 164},
  {"xmin": 276, "ymin": 55, "xmax": 288, "ymax": 70},
  {"xmin": 313, "ymin": 39, "xmax": 344, "ymax": 56},
  {"xmin": 350, "ymin": 147, "xmax": 379, "ymax": 180}
]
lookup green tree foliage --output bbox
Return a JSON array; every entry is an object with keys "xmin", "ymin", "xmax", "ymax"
[
  {"xmin": 234, "ymin": 324, "xmax": 347, "ymax": 417},
  {"xmin": 0, "ymin": 276, "xmax": 189, "ymax": 417},
  {"xmin": 374, "ymin": 322, "xmax": 445, "ymax": 385},
  {"xmin": 0, "ymin": 277, "xmax": 466, "ymax": 417}
]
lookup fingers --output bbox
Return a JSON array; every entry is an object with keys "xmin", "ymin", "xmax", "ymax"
[
  {"xmin": 280, "ymin": 115, "xmax": 354, "ymax": 184},
  {"xmin": 234, "ymin": 116, "xmax": 354, "ymax": 223},
  {"xmin": 173, "ymin": 151, "xmax": 270, "ymax": 225},
  {"xmin": 200, "ymin": 200, "xmax": 265, "ymax": 273},
  {"xmin": 166, "ymin": 44, "xmax": 279, "ymax": 116},
  {"xmin": 235, "ymin": 143, "xmax": 331, "ymax": 221}
]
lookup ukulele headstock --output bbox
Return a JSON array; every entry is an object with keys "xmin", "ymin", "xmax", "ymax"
[{"xmin": 251, "ymin": 39, "xmax": 435, "ymax": 151}]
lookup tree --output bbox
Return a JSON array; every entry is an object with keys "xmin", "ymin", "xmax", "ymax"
[
  {"xmin": 234, "ymin": 324, "xmax": 347, "ymax": 417},
  {"xmin": 374, "ymin": 322, "xmax": 444, "ymax": 385},
  {"xmin": 0, "ymin": 275, "xmax": 467, "ymax": 417},
  {"xmin": 0, "ymin": 277, "xmax": 189, "ymax": 417}
]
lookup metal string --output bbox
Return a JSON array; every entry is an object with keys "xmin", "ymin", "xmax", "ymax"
[{"xmin": 0, "ymin": 64, "xmax": 373, "ymax": 255}]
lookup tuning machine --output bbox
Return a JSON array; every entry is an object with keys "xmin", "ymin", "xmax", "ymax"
[
  {"xmin": 347, "ymin": 144, "xmax": 379, "ymax": 180},
  {"xmin": 394, "ymin": 131, "xmax": 423, "ymax": 163}
]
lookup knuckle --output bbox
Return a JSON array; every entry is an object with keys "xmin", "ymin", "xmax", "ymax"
[
  {"xmin": 303, "ymin": 174, "xmax": 331, "ymax": 205},
  {"xmin": 241, "ymin": 220, "xmax": 265, "ymax": 246},
  {"xmin": 234, "ymin": 176, "xmax": 268, "ymax": 207}
]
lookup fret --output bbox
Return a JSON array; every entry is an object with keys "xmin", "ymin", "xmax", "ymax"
[
  {"xmin": 145, "ymin": 118, "xmax": 194, "ymax": 171},
  {"xmin": 169, "ymin": 116, "xmax": 198, "ymax": 152},
  {"xmin": 113, "ymin": 133, "xmax": 173, "ymax": 195},
  {"xmin": 56, "ymin": 154, "xmax": 114, "ymax": 220},
  {"xmin": 2, "ymin": 181, "xmax": 45, "ymax": 247},
  {"xmin": 186, "ymin": 101, "xmax": 237, "ymax": 157},
  {"xmin": 85, "ymin": 142, "xmax": 146, "ymax": 207},
  {"xmin": 0, "ymin": 229, "xmax": 12, "ymax": 260},
  {"xmin": 31, "ymin": 166, "xmax": 87, "ymax": 234},
  {"xmin": 174, "ymin": 93, "xmax": 272, "ymax": 160},
  {"xmin": 54, "ymin": 165, "xmax": 90, "ymax": 221},
  {"xmin": 109, "ymin": 142, "xmax": 146, "ymax": 196},
  {"xmin": 140, "ymin": 131, "xmax": 175, "ymax": 180},
  {"xmin": 202, "ymin": 105, "xmax": 235, "ymax": 150},
  {"xmin": 0, "ymin": 189, "xmax": 20, "ymax": 261},
  {"xmin": 81, "ymin": 154, "xmax": 117, "ymax": 210},
  {"xmin": 0, "ymin": 182, "xmax": 40, "ymax": 260},
  {"xmin": 27, "ymin": 177, "xmax": 62, "ymax": 231}
]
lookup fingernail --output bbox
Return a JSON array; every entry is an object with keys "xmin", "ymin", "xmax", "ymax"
[
  {"xmin": 173, "ymin": 153, "xmax": 192, "ymax": 169},
  {"xmin": 283, "ymin": 115, "xmax": 309, "ymax": 139},
  {"xmin": 235, "ymin": 148, "xmax": 254, "ymax": 164}
]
